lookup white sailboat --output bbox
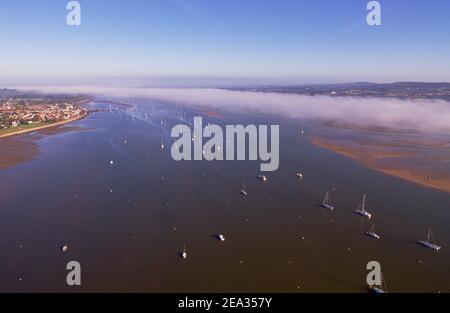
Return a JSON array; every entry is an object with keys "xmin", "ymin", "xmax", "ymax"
[
  {"xmin": 181, "ymin": 245, "xmax": 187, "ymax": 259},
  {"xmin": 240, "ymin": 182, "xmax": 248, "ymax": 196},
  {"xmin": 366, "ymin": 224, "xmax": 380, "ymax": 239},
  {"xmin": 218, "ymin": 234, "xmax": 226, "ymax": 241},
  {"xmin": 296, "ymin": 172, "xmax": 303, "ymax": 179},
  {"xmin": 418, "ymin": 228, "xmax": 441, "ymax": 251},
  {"xmin": 354, "ymin": 193, "xmax": 372, "ymax": 219},
  {"xmin": 321, "ymin": 191, "xmax": 334, "ymax": 211},
  {"xmin": 160, "ymin": 138, "xmax": 164, "ymax": 149},
  {"xmin": 368, "ymin": 272, "xmax": 387, "ymax": 293},
  {"xmin": 258, "ymin": 175, "xmax": 267, "ymax": 182}
]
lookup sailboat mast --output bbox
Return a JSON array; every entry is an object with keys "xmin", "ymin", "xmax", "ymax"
[{"xmin": 323, "ymin": 192, "xmax": 329, "ymax": 205}]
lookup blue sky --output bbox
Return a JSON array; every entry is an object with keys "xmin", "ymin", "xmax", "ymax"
[{"xmin": 0, "ymin": 0, "xmax": 449, "ymax": 85}]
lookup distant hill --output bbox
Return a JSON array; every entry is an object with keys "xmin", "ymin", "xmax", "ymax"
[{"xmin": 228, "ymin": 82, "xmax": 450, "ymax": 101}]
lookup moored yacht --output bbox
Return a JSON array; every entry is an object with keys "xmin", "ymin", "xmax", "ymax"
[
  {"xmin": 258, "ymin": 175, "xmax": 267, "ymax": 182},
  {"xmin": 218, "ymin": 234, "xmax": 226, "ymax": 241},
  {"xmin": 181, "ymin": 245, "xmax": 187, "ymax": 259},
  {"xmin": 321, "ymin": 191, "xmax": 334, "ymax": 211},
  {"xmin": 369, "ymin": 286, "xmax": 385, "ymax": 293},
  {"xmin": 366, "ymin": 224, "xmax": 380, "ymax": 239},
  {"xmin": 418, "ymin": 228, "xmax": 441, "ymax": 251},
  {"xmin": 354, "ymin": 193, "xmax": 372, "ymax": 219},
  {"xmin": 240, "ymin": 182, "xmax": 248, "ymax": 196},
  {"xmin": 368, "ymin": 273, "xmax": 387, "ymax": 293}
]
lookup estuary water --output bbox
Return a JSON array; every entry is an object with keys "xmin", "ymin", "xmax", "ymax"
[{"xmin": 0, "ymin": 99, "xmax": 449, "ymax": 292}]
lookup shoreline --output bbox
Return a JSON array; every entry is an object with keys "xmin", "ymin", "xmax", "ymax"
[
  {"xmin": 0, "ymin": 109, "xmax": 89, "ymax": 139},
  {"xmin": 309, "ymin": 136, "xmax": 450, "ymax": 194}
]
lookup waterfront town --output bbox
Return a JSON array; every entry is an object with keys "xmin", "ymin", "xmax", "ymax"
[{"xmin": 0, "ymin": 89, "xmax": 87, "ymax": 132}]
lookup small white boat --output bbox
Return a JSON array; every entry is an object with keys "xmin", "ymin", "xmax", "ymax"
[
  {"xmin": 160, "ymin": 139, "xmax": 164, "ymax": 149},
  {"xmin": 368, "ymin": 273, "xmax": 387, "ymax": 293},
  {"xmin": 369, "ymin": 286, "xmax": 385, "ymax": 293},
  {"xmin": 366, "ymin": 224, "xmax": 380, "ymax": 239},
  {"xmin": 321, "ymin": 191, "xmax": 334, "ymax": 211},
  {"xmin": 354, "ymin": 193, "xmax": 372, "ymax": 219},
  {"xmin": 61, "ymin": 244, "xmax": 68, "ymax": 252},
  {"xmin": 181, "ymin": 245, "xmax": 187, "ymax": 259},
  {"xmin": 418, "ymin": 228, "xmax": 441, "ymax": 251},
  {"xmin": 240, "ymin": 182, "xmax": 248, "ymax": 196},
  {"xmin": 258, "ymin": 175, "xmax": 267, "ymax": 182},
  {"xmin": 218, "ymin": 234, "xmax": 226, "ymax": 241},
  {"xmin": 296, "ymin": 172, "xmax": 303, "ymax": 179}
]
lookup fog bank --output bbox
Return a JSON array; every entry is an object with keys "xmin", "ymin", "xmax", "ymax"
[{"xmin": 20, "ymin": 86, "xmax": 450, "ymax": 132}]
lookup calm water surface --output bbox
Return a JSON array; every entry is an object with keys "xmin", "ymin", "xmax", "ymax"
[{"xmin": 0, "ymin": 100, "xmax": 449, "ymax": 292}]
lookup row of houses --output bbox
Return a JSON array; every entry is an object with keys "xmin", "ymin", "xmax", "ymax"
[{"xmin": 0, "ymin": 102, "xmax": 83, "ymax": 129}]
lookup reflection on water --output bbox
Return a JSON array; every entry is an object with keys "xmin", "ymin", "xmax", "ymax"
[{"xmin": 0, "ymin": 100, "xmax": 449, "ymax": 292}]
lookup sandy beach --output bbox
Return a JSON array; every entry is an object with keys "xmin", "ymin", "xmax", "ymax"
[{"xmin": 310, "ymin": 136, "xmax": 450, "ymax": 194}]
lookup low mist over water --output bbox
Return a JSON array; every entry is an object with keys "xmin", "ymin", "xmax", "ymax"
[{"xmin": 20, "ymin": 87, "xmax": 450, "ymax": 133}]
